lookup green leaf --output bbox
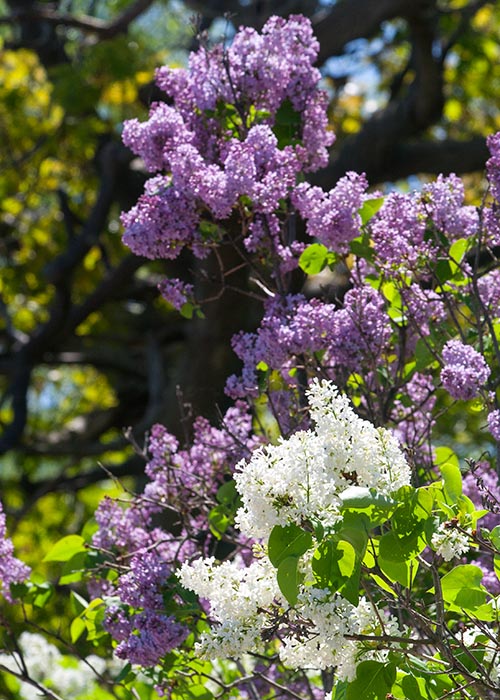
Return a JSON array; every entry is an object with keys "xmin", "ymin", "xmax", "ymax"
[
  {"xmin": 208, "ymin": 505, "xmax": 230, "ymax": 539},
  {"xmin": 435, "ymin": 259, "xmax": 453, "ymax": 284},
  {"xmin": 414, "ymin": 338, "xmax": 436, "ymax": 371},
  {"xmin": 379, "ymin": 529, "xmax": 425, "ymax": 563},
  {"xmin": 488, "ymin": 526, "xmax": 500, "ymax": 581},
  {"xmin": 70, "ymin": 616, "xmax": 86, "ymax": 643},
  {"xmin": 449, "ymin": 238, "xmax": 469, "ymax": 265},
  {"xmin": 441, "ymin": 463, "xmax": 463, "ymax": 502},
  {"xmin": 43, "ymin": 535, "xmax": 87, "ymax": 562},
  {"xmin": 379, "ymin": 555, "xmax": 418, "ymax": 587},
  {"xmin": 180, "ymin": 302, "xmax": 194, "ymax": 319},
  {"xmin": 31, "ymin": 581, "xmax": 54, "ymax": 608},
  {"xmin": 273, "ymin": 98, "xmax": 301, "ymax": 148},
  {"xmin": 298, "ymin": 243, "xmax": 329, "ymax": 275},
  {"xmin": 346, "ymin": 661, "xmax": 396, "ymax": 700},
  {"xmin": 312, "ymin": 537, "xmax": 360, "ymax": 604},
  {"xmin": 70, "ymin": 590, "xmax": 88, "ymax": 616},
  {"xmin": 268, "ymin": 524, "xmax": 313, "ymax": 567},
  {"xmin": 277, "ymin": 556, "xmax": 300, "ymax": 606},
  {"xmin": 334, "ymin": 680, "xmax": 348, "ymax": 700},
  {"xmin": 349, "ymin": 233, "xmax": 374, "ymax": 262},
  {"xmin": 441, "ymin": 564, "xmax": 487, "ymax": 611},
  {"xmin": 401, "ymin": 674, "xmax": 426, "ymax": 700},
  {"xmin": 216, "ymin": 479, "xmax": 240, "ymax": 507},
  {"xmin": 358, "ymin": 197, "xmax": 385, "ymax": 225},
  {"xmin": 114, "ymin": 663, "xmax": 133, "ymax": 684},
  {"xmin": 340, "ymin": 486, "xmax": 395, "ymax": 511},
  {"xmin": 435, "ymin": 446, "xmax": 459, "ymax": 469},
  {"xmin": 338, "ymin": 512, "xmax": 370, "ymax": 558},
  {"xmin": 59, "ymin": 550, "xmax": 87, "ymax": 584}
]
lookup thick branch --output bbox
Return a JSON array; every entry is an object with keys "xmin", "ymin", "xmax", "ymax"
[
  {"xmin": 315, "ymin": 1, "xmax": 445, "ymax": 186},
  {"xmin": 387, "ymin": 136, "xmax": 489, "ymax": 181},
  {"xmin": 0, "ymin": 0, "xmax": 156, "ymax": 40},
  {"xmin": 313, "ymin": 0, "xmax": 433, "ymax": 62},
  {"xmin": 44, "ymin": 142, "xmax": 127, "ymax": 285}
]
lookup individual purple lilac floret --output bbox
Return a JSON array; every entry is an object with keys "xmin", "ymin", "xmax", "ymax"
[
  {"xmin": 0, "ymin": 500, "xmax": 30, "ymax": 602},
  {"xmin": 440, "ymin": 340, "xmax": 490, "ymax": 400},
  {"xmin": 488, "ymin": 409, "xmax": 500, "ymax": 441}
]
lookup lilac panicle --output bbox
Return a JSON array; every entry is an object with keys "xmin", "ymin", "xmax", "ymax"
[
  {"xmin": 487, "ymin": 409, "xmax": 500, "ymax": 441},
  {"xmin": 114, "ymin": 612, "xmax": 188, "ymax": 667},
  {"xmin": 329, "ymin": 285, "xmax": 391, "ymax": 371},
  {"xmin": 422, "ymin": 173, "xmax": 479, "ymax": 240},
  {"xmin": 158, "ymin": 278, "xmax": 194, "ymax": 311},
  {"xmin": 292, "ymin": 172, "xmax": 368, "ymax": 253},
  {"xmin": 486, "ymin": 131, "xmax": 500, "ymax": 202},
  {"xmin": 121, "ymin": 15, "xmax": 333, "ymax": 264},
  {"xmin": 371, "ymin": 191, "xmax": 431, "ymax": 272},
  {"xmin": 0, "ymin": 500, "xmax": 30, "ymax": 602},
  {"xmin": 440, "ymin": 340, "xmax": 490, "ymax": 401}
]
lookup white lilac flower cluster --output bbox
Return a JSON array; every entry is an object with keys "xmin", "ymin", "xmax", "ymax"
[
  {"xmin": 179, "ymin": 380, "xmax": 411, "ymax": 674},
  {"xmin": 431, "ymin": 521, "xmax": 471, "ymax": 562},
  {"xmin": 235, "ymin": 379, "xmax": 411, "ymax": 538}
]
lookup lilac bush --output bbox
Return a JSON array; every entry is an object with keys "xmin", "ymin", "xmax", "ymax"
[{"xmin": 1, "ymin": 13, "xmax": 500, "ymax": 700}]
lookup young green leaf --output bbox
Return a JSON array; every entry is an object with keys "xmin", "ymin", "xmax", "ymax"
[
  {"xmin": 43, "ymin": 535, "xmax": 87, "ymax": 562},
  {"xmin": 268, "ymin": 524, "xmax": 313, "ymax": 567}
]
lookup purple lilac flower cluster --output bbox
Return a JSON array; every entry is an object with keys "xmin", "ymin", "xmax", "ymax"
[
  {"xmin": 329, "ymin": 285, "xmax": 392, "ymax": 371},
  {"xmin": 102, "ymin": 550, "xmax": 188, "ymax": 666},
  {"xmin": 0, "ymin": 500, "xmax": 30, "ymax": 602},
  {"xmin": 440, "ymin": 340, "xmax": 490, "ymax": 401},
  {"xmin": 292, "ymin": 172, "xmax": 368, "ymax": 253},
  {"xmin": 370, "ymin": 192, "xmax": 430, "ymax": 273},
  {"xmin": 158, "ymin": 278, "xmax": 194, "ymax": 311},
  {"xmin": 121, "ymin": 15, "xmax": 334, "ymax": 270},
  {"xmin": 486, "ymin": 132, "xmax": 500, "ymax": 202},
  {"xmin": 105, "ymin": 605, "xmax": 188, "ymax": 667},
  {"xmin": 488, "ymin": 409, "xmax": 500, "ymax": 441},
  {"xmin": 226, "ymin": 286, "xmax": 391, "ymax": 403},
  {"xmin": 93, "ymin": 404, "xmax": 258, "ymax": 666},
  {"xmin": 422, "ymin": 174, "xmax": 479, "ymax": 241},
  {"xmin": 225, "ymin": 294, "xmax": 336, "ymax": 400}
]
